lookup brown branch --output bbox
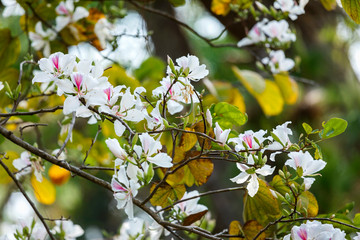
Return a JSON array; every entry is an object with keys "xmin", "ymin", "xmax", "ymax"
[{"xmin": 0, "ymin": 106, "xmax": 63, "ymax": 117}]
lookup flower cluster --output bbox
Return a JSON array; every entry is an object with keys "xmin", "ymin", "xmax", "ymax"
[
  {"xmin": 152, "ymin": 55, "xmax": 209, "ymax": 115},
  {"xmin": 226, "ymin": 121, "xmax": 326, "ymax": 197}
]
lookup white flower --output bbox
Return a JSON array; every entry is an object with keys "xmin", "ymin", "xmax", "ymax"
[
  {"xmin": 262, "ymin": 20, "xmax": 296, "ymax": 43},
  {"xmin": 284, "ymin": 220, "xmax": 346, "ymax": 240},
  {"xmin": 1, "ymin": 0, "xmax": 25, "ymax": 17},
  {"xmin": 94, "ymin": 18, "xmax": 114, "ymax": 49},
  {"xmin": 139, "ymin": 133, "xmax": 173, "ymax": 168},
  {"xmin": 228, "ymin": 129, "xmax": 269, "ymax": 152},
  {"xmin": 149, "ymin": 207, "xmax": 170, "ymax": 240},
  {"xmin": 268, "ymin": 121, "xmax": 293, "ymax": 152},
  {"xmin": 15, "ymin": 218, "xmax": 47, "ymax": 240},
  {"xmin": 262, "ymin": 50, "xmax": 295, "ymax": 74},
  {"xmin": 112, "ymin": 166, "xmax": 140, "ymax": 219},
  {"xmin": 13, "ymin": 151, "xmax": 43, "ymax": 182},
  {"xmin": 100, "ymin": 88, "xmax": 145, "ymax": 122},
  {"xmin": 29, "ymin": 22, "xmax": 57, "ymax": 57},
  {"xmin": 32, "ymin": 52, "xmax": 76, "ymax": 84},
  {"xmin": 214, "ymin": 122, "xmax": 230, "ymax": 146},
  {"xmin": 237, "ymin": 18, "xmax": 268, "ymax": 47},
  {"xmin": 55, "ymin": 0, "xmax": 89, "ymax": 31},
  {"xmin": 116, "ymin": 217, "xmax": 145, "ymax": 240},
  {"xmin": 144, "ymin": 100, "xmax": 164, "ymax": 130},
  {"xmin": 175, "ymin": 55, "xmax": 209, "ymax": 81},
  {"xmin": 173, "ymin": 190, "xmax": 208, "ymax": 216},
  {"xmin": 353, "ymin": 232, "xmax": 360, "ymax": 240},
  {"xmin": 230, "ymin": 155, "xmax": 274, "ymax": 197},
  {"xmin": 274, "ymin": 0, "xmax": 309, "ymax": 20},
  {"xmin": 206, "ymin": 109, "xmax": 213, "ymax": 127},
  {"xmin": 153, "ymin": 76, "xmax": 199, "ymax": 115},
  {"xmin": 87, "ymin": 85, "xmax": 124, "ymax": 108},
  {"xmin": 285, "ymin": 151, "xmax": 326, "ymax": 190},
  {"xmin": 105, "ymin": 138, "xmax": 128, "ymax": 163},
  {"xmin": 52, "ymin": 220, "xmax": 84, "ymax": 240},
  {"xmin": 0, "ymin": 81, "xmax": 4, "ymax": 91}
]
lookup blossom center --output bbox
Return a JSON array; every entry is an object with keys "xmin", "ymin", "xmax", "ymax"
[
  {"xmin": 243, "ymin": 134, "xmax": 253, "ymax": 148},
  {"xmin": 297, "ymin": 229, "xmax": 307, "ymax": 240}
]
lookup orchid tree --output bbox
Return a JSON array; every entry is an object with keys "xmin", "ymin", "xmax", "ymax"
[{"xmin": 0, "ymin": 0, "xmax": 359, "ymax": 240}]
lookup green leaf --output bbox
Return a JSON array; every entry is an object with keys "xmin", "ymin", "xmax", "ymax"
[
  {"xmin": 337, "ymin": 202, "xmax": 354, "ymax": 215},
  {"xmin": 319, "ymin": 118, "xmax": 348, "ymax": 139},
  {"xmin": 210, "ymin": 102, "xmax": 247, "ymax": 129},
  {"xmin": 353, "ymin": 213, "xmax": 360, "ymax": 226},
  {"xmin": 134, "ymin": 56, "xmax": 165, "ymax": 82},
  {"xmin": 302, "ymin": 122, "xmax": 313, "ymax": 135},
  {"xmin": 168, "ymin": 0, "xmax": 186, "ymax": 7},
  {"xmin": 341, "ymin": 0, "xmax": 360, "ymax": 24},
  {"xmin": 244, "ymin": 179, "xmax": 281, "ymax": 227},
  {"xmin": 0, "ymin": 29, "xmax": 20, "ymax": 71},
  {"xmin": 270, "ymin": 175, "xmax": 292, "ymax": 196}
]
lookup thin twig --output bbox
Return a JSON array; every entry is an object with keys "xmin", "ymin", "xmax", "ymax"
[
  {"xmin": 0, "ymin": 106, "xmax": 63, "ymax": 117},
  {"xmin": 56, "ymin": 112, "xmax": 76, "ymax": 159},
  {"xmin": 0, "ymin": 158, "xmax": 55, "ymax": 240},
  {"xmin": 80, "ymin": 166, "xmax": 114, "ymax": 171},
  {"xmin": 82, "ymin": 125, "xmax": 102, "ymax": 165},
  {"xmin": 127, "ymin": 0, "xmax": 238, "ymax": 49},
  {"xmin": 20, "ymin": 123, "xmax": 48, "ymax": 139}
]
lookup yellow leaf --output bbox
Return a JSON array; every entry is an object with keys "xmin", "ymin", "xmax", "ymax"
[
  {"xmin": 229, "ymin": 220, "xmax": 243, "ymax": 240},
  {"xmin": 193, "ymin": 121, "xmax": 214, "ymax": 150},
  {"xmin": 274, "ymin": 73, "xmax": 298, "ymax": 105},
  {"xmin": 165, "ymin": 150, "xmax": 214, "ymax": 187},
  {"xmin": 179, "ymin": 128, "xmax": 198, "ymax": 152},
  {"xmin": 341, "ymin": 0, "xmax": 360, "ymax": 24},
  {"xmin": 253, "ymin": 80, "xmax": 284, "ymax": 116},
  {"xmin": 0, "ymin": 151, "xmax": 18, "ymax": 184},
  {"xmin": 232, "ymin": 67, "xmax": 266, "ymax": 94},
  {"xmin": 320, "ymin": 0, "xmax": 337, "ymax": 10},
  {"xmin": 227, "ymin": 88, "xmax": 246, "ymax": 113},
  {"xmin": 149, "ymin": 182, "xmax": 185, "ymax": 208},
  {"xmin": 233, "ymin": 67, "xmax": 284, "ymax": 116},
  {"xmin": 243, "ymin": 220, "xmax": 265, "ymax": 240},
  {"xmin": 244, "ymin": 179, "xmax": 281, "ymax": 227},
  {"xmin": 297, "ymin": 191, "xmax": 319, "ymax": 217},
  {"xmin": 31, "ymin": 175, "xmax": 56, "ymax": 205},
  {"xmin": 48, "ymin": 165, "xmax": 70, "ymax": 185}
]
